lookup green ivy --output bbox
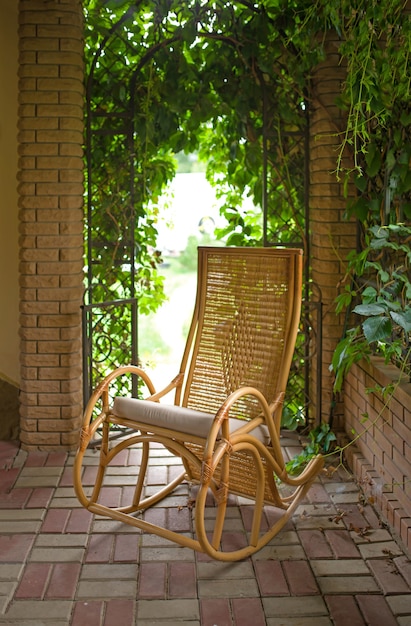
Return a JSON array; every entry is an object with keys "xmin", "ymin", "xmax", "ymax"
[{"xmin": 331, "ymin": 224, "xmax": 411, "ymax": 392}]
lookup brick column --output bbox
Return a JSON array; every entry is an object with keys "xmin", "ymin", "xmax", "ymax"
[
  {"xmin": 18, "ymin": 0, "xmax": 84, "ymax": 450},
  {"xmin": 309, "ymin": 35, "xmax": 357, "ymax": 427}
]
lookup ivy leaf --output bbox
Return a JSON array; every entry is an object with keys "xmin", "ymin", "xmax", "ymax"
[
  {"xmin": 361, "ymin": 286, "xmax": 377, "ymax": 303},
  {"xmin": 390, "ymin": 310, "xmax": 411, "ymax": 333},
  {"xmin": 365, "ymin": 143, "xmax": 382, "ymax": 177},
  {"xmin": 353, "ymin": 303, "xmax": 387, "ymax": 316},
  {"xmin": 362, "ymin": 316, "xmax": 392, "ymax": 343}
]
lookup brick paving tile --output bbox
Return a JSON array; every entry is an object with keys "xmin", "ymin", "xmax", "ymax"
[
  {"xmin": 240, "ymin": 505, "xmax": 269, "ymax": 532},
  {"xmin": 282, "ymin": 559, "xmax": 319, "ymax": 595},
  {"xmin": 367, "ymin": 557, "xmax": 411, "ymax": 594},
  {"xmin": 45, "ymin": 452, "xmax": 68, "ymax": 467},
  {"xmin": 99, "ymin": 486, "xmax": 122, "ymax": 508},
  {"xmin": 317, "ymin": 574, "xmax": 379, "ymax": 595},
  {"xmin": 77, "ymin": 579, "xmax": 137, "ymax": 600},
  {"xmin": 232, "ymin": 597, "xmax": 266, "ymax": 626},
  {"xmin": 144, "ymin": 506, "xmax": 167, "ymax": 527},
  {"xmin": 45, "ymin": 562, "xmax": 81, "ymax": 599},
  {"xmin": 325, "ymin": 595, "xmax": 366, "ymax": 626},
  {"xmin": 262, "ymin": 595, "xmax": 329, "ymax": 618},
  {"xmin": 167, "ymin": 506, "xmax": 191, "ymax": 532},
  {"xmin": 310, "ymin": 558, "xmax": 370, "ymax": 576},
  {"xmin": 2, "ymin": 441, "xmax": 411, "ymax": 626},
  {"xmin": 200, "ymin": 598, "xmax": 232, "ymax": 626},
  {"xmin": 341, "ymin": 503, "xmax": 380, "ymax": 528},
  {"xmin": 3, "ymin": 599, "xmax": 72, "ymax": 621},
  {"xmin": 41, "ymin": 508, "xmax": 70, "ymax": 533},
  {"xmin": 138, "ymin": 562, "xmax": 166, "ymax": 598},
  {"xmin": 26, "ymin": 487, "xmax": 54, "ymax": 508},
  {"xmin": 23, "ymin": 453, "xmax": 48, "ymax": 468},
  {"xmin": 298, "ymin": 528, "xmax": 334, "ymax": 558},
  {"xmin": 71, "ymin": 601, "xmax": 104, "ymax": 626},
  {"xmin": 104, "ymin": 599, "xmax": 135, "ymax": 626},
  {"xmin": 113, "ymin": 533, "xmax": 139, "ymax": 562},
  {"xmin": 395, "ymin": 555, "xmax": 411, "ymax": 586},
  {"xmin": 254, "ymin": 559, "xmax": 289, "ymax": 596},
  {"xmin": 325, "ymin": 528, "xmax": 361, "ymax": 558},
  {"xmin": 0, "ymin": 534, "xmax": 35, "ymax": 562},
  {"xmin": 220, "ymin": 531, "xmax": 249, "ymax": 552},
  {"xmin": 198, "ymin": 576, "xmax": 259, "ymax": 599},
  {"xmin": 0, "ymin": 469, "xmax": 19, "ymax": 494},
  {"xmin": 266, "ymin": 618, "xmax": 333, "ymax": 626},
  {"xmin": 137, "ymin": 599, "xmax": 200, "ymax": 621},
  {"xmin": 306, "ymin": 482, "xmax": 333, "ymax": 504},
  {"xmin": 0, "ymin": 487, "xmax": 32, "ymax": 509},
  {"xmin": 0, "ymin": 442, "xmax": 19, "ymax": 469},
  {"xmin": 356, "ymin": 594, "xmax": 399, "ymax": 625},
  {"xmin": 196, "ymin": 560, "xmax": 254, "ymax": 581},
  {"xmin": 85, "ymin": 533, "xmax": 114, "ymax": 563},
  {"xmin": 169, "ymin": 562, "xmax": 197, "ymax": 598},
  {"xmin": 386, "ymin": 593, "xmax": 411, "ymax": 616},
  {"xmin": 14, "ymin": 562, "xmax": 50, "ymax": 599},
  {"xmin": 66, "ymin": 508, "xmax": 94, "ymax": 534}
]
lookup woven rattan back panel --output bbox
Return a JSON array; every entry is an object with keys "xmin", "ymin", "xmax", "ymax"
[{"xmin": 182, "ymin": 247, "xmax": 303, "ymax": 421}]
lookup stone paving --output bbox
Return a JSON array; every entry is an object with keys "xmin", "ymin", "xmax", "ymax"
[{"xmin": 1, "ymin": 434, "xmax": 411, "ymax": 625}]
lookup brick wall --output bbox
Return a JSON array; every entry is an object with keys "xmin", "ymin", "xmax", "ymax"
[
  {"xmin": 344, "ymin": 358, "xmax": 411, "ymax": 553},
  {"xmin": 308, "ymin": 34, "xmax": 357, "ymax": 427},
  {"xmin": 17, "ymin": 0, "xmax": 84, "ymax": 450}
]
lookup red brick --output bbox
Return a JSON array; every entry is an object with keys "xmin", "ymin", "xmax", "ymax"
[
  {"xmin": 282, "ymin": 560, "xmax": 319, "ymax": 595},
  {"xmin": 0, "ymin": 487, "xmax": 32, "ymax": 509},
  {"xmin": 169, "ymin": 562, "xmax": 196, "ymax": 598},
  {"xmin": 325, "ymin": 529, "xmax": 361, "ymax": 558},
  {"xmin": 46, "ymin": 562, "xmax": 81, "ymax": 598},
  {"xmin": 71, "ymin": 601, "xmax": 103, "ymax": 626},
  {"xmin": 356, "ymin": 594, "xmax": 398, "ymax": 625},
  {"xmin": 220, "ymin": 532, "xmax": 248, "ymax": 553},
  {"xmin": 99, "ymin": 487, "xmax": 121, "ymax": 508},
  {"xmin": 326, "ymin": 594, "xmax": 366, "ymax": 626},
  {"xmin": 0, "ymin": 468, "xmax": 20, "ymax": 494},
  {"xmin": 147, "ymin": 465, "xmax": 167, "ymax": 484},
  {"xmin": 86, "ymin": 534, "xmax": 114, "ymax": 563},
  {"xmin": 15, "ymin": 563, "xmax": 51, "ymax": 598},
  {"xmin": 254, "ymin": 560, "xmax": 289, "ymax": 596},
  {"xmin": 138, "ymin": 562, "xmax": 166, "ymax": 598},
  {"xmin": 24, "ymin": 452, "xmax": 48, "ymax": 467},
  {"xmin": 66, "ymin": 508, "xmax": 93, "ymax": 534},
  {"xmin": 298, "ymin": 529, "xmax": 333, "ymax": 558},
  {"xmin": 167, "ymin": 507, "xmax": 191, "ymax": 532},
  {"xmin": 232, "ymin": 598, "xmax": 266, "ymax": 626},
  {"xmin": 200, "ymin": 598, "xmax": 231, "ymax": 626},
  {"xmin": 144, "ymin": 507, "xmax": 166, "ymax": 527},
  {"xmin": 26, "ymin": 487, "xmax": 54, "ymax": 508},
  {"xmin": 41, "ymin": 508, "xmax": 70, "ymax": 532},
  {"xmin": 104, "ymin": 599, "xmax": 135, "ymax": 626},
  {"xmin": 367, "ymin": 559, "xmax": 410, "ymax": 594},
  {"xmin": 0, "ymin": 534, "xmax": 35, "ymax": 562},
  {"xmin": 113, "ymin": 534, "xmax": 139, "ymax": 563}
]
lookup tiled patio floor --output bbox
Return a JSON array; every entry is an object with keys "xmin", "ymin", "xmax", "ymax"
[{"xmin": 1, "ymin": 434, "xmax": 411, "ymax": 625}]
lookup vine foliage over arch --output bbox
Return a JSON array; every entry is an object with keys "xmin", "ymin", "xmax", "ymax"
[{"xmin": 83, "ymin": 0, "xmax": 411, "ymax": 423}]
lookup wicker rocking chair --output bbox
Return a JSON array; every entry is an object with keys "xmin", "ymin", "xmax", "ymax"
[{"xmin": 73, "ymin": 246, "xmax": 324, "ymax": 561}]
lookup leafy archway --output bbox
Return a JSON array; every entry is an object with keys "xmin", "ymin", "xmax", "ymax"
[
  {"xmin": 82, "ymin": 0, "xmax": 411, "ymax": 430},
  {"xmin": 82, "ymin": 0, "xmax": 315, "ymax": 425}
]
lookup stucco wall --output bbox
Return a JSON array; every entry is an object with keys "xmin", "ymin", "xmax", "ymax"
[
  {"xmin": 0, "ymin": 0, "xmax": 19, "ymax": 385},
  {"xmin": 0, "ymin": 0, "xmax": 20, "ymax": 439}
]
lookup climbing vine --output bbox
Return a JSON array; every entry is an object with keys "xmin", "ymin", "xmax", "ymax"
[{"xmin": 83, "ymin": 0, "xmax": 411, "ymax": 425}]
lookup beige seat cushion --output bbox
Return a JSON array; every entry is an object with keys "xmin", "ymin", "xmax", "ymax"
[{"xmin": 112, "ymin": 397, "xmax": 270, "ymax": 444}]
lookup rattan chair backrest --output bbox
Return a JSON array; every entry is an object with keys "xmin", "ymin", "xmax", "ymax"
[{"xmin": 176, "ymin": 247, "xmax": 303, "ymax": 431}]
